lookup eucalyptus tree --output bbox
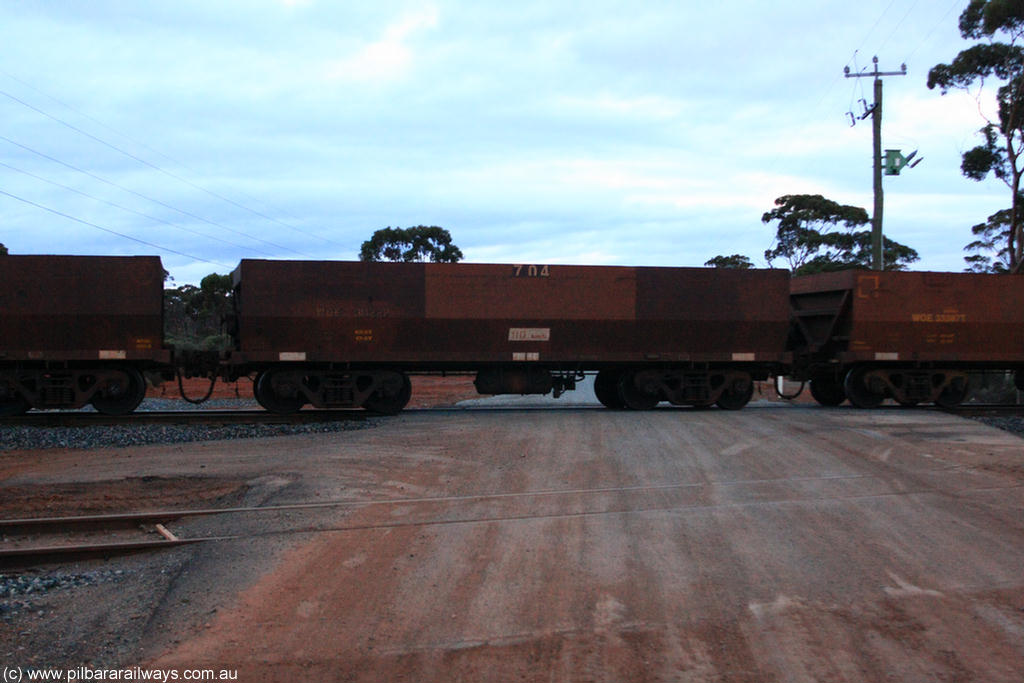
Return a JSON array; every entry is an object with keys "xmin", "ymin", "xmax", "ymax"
[
  {"xmin": 928, "ymin": 0, "xmax": 1024, "ymax": 272},
  {"xmin": 703, "ymin": 254, "xmax": 754, "ymax": 269},
  {"xmin": 762, "ymin": 194, "xmax": 918, "ymax": 275},
  {"xmin": 359, "ymin": 226, "xmax": 463, "ymax": 263}
]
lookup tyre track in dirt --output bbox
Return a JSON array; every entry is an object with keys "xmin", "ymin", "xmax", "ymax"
[{"xmin": 139, "ymin": 406, "xmax": 1024, "ymax": 682}]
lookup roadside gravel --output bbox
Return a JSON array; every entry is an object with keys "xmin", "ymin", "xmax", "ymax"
[
  {"xmin": 0, "ymin": 398, "xmax": 376, "ymax": 452},
  {"xmin": 973, "ymin": 415, "xmax": 1024, "ymax": 437},
  {"xmin": 1, "ymin": 569, "xmax": 131, "ymax": 622}
]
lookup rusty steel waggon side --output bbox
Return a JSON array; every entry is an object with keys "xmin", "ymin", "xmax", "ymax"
[
  {"xmin": 224, "ymin": 260, "xmax": 791, "ymax": 413},
  {"xmin": 0, "ymin": 256, "xmax": 169, "ymax": 415},
  {"xmin": 790, "ymin": 269, "xmax": 1024, "ymax": 408},
  {"xmin": 2, "ymin": 254, "xmax": 1024, "ymax": 416}
]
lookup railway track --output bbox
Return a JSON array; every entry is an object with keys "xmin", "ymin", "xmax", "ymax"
[
  {"xmin": 1, "ymin": 401, "xmax": 1020, "ymax": 432},
  {"xmin": 940, "ymin": 403, "xmax": 1024, "ymax": 417},
  {"xmin": 0, "ymin": 468, "xmax": 994, "ymax": 569},
  {"xmin": 0, "ymin": 510, "xmax": 212, "ymax": 568},
  {"xmin": 0, "ymin": 408, "xmax": 370, "ymax": 426}
]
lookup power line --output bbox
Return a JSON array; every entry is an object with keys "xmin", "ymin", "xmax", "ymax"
[
  {"xmin": 0, "ymin": 82, "xmax": 345, "ymax": 248},
  {"xmin": 0, "ymin": 188, "xmax": 230, "ymax": 268},
  {"xmin": 854, "ymin": 0, "xmax": 900, "ymax": 55},
  {"xmin": 0, "ymin": 133, "xmax": 310, "ymax": 257},
  {"xmin": 0, "ymin": 159, "xmax": 276, "ymax": 256},
  {"xmin": 903, "ymin": 0, "xmax": 963, "ymax": 65},
  {"xmin": 876, "ymin": 0, "xmax": 922, "ymax": 55}
]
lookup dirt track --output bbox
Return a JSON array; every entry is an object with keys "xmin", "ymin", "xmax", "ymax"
[{"xmin": 5, "ymin": 403, "xmax": 1024, "ymax": 681}]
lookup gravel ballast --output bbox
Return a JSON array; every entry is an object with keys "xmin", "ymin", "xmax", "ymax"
[
  {"xmin": 0, "ymin": 399, "xmax": 376, "ymax": 451},
  {"xmin": 972, "ymin": 415, "xmax": 1024, "ymax": 438}
]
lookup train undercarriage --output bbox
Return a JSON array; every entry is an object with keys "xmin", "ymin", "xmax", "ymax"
[
  {"xmin": 246, "ymin": 364, "xmax": 764, "ymax": 415},
  {"xmin": 0, "ymin": 365, "xmax": 151, "ymax": 416},
  {"xmin": 806, "ymin": 364, "xmax": 1001, "ymax": 409}
]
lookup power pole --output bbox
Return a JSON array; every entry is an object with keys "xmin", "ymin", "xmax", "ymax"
[{"xmin": 844, "ymin": 56, "xmax": 906, "ymax": 271}]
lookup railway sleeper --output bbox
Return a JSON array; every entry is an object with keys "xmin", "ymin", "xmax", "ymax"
[{"xmin": 0, "ymin": 367, "xmax": 147, "ymax": 415}]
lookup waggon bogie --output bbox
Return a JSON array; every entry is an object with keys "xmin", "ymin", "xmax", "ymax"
[
  {"xmin": 0, "ymin": 365, "xmax": 149, "ymax": 414},
  {"xmin": 616, "ymin": 369, "xmax": 661, "ymax": 410},
  {"xmin": 808, "ymin": 373, "xmax": 846, "ymax": 406},
  {"xmin": 89, "ymin": 367, "xmax": 147, "ymax": 415},
  {"xmin": 362, "ymin": 371, "xmax": 412, "ymax": 415},
  {"xmin": 840, "ymin": 365, "xmax": 972, "ymax": 408},
  {"xmin": 842, "ymin": 366, "xmax": 887, "ymax": 409},
  {"xmin": 594, "ymin": 369, "xmax": 626, "ymax": 409},
  {"xmin": 598, "ymin": 366, "xmax": 757, "ymax": 410},
  {"xmin": 714, "ymin": 373, "xmax": 755, "ymax": 410},
  {"xmin": 253, "ymin": 366, "xmax": 412, "ymax": 414},
  {"xmin": 0, "ymin": 378, "xmax": 30, "ymax": 416}
]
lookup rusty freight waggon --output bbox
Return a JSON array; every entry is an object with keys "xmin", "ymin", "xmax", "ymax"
[
  {"xmin": 227, "ymin": 260, "xmax": 791, "ymax": 413},
  {"xmin": 790, "ymin": 269, "xmax": 1024, "ymax": 407},
  {"xmin": 0, "ymin": 255, "xmax": 169, "ymax": 415}
]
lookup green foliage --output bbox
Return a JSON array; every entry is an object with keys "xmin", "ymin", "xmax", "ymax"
[
  {"xmin": 762, "ymin": 194, "xmax": 918, "ymax": 275},
  {"xmin": 965, "ymin": 206, "xmax": 1014, "ymax": 272},
  {"xmin": 164, "ymin": 273, "xmax": 233, "ymax": 352},
  {"xmin": 762, "ymin": 194, "xmax": 869, "ymax": 272},
  {"xmin": 359, "ymin": 226, "xmax": 464, "ymax": 263},
  {"xmin": 928, "ymin": 0, "xmax": 1024, "ymax": 272},
  {"xmin": 797, "ymin": 233, "xmax": 920, "ymax": 275},
  {"xmin": 0, "ymin": 243, "xmax": 7, "ymax": 256},
  {"xmin": 704, "ymin": 254, "xmax": 753, "ymax": 269}
]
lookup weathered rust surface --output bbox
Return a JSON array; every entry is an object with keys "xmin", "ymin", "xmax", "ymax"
[
  {"xmin": 792, "ymin": 269, "xmax": 1024, "ymax": 363},
  {"xmin": 425, "ymin": 263, "xmax": 636, "ymax": 320},
  {"xmin": 232, "ymin": 260, "xmax": 791, "ymax": 366},
  {"xmin": 232, "ymin": 260, "xmax": 426, "ymax": 360},
  {"xmin": 0, "ymin": 255, "xmax": 167, "ymax": 361}
]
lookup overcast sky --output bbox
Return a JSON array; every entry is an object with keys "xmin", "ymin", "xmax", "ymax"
[{"xmin": 0, "ymin": 1, "xmax": 1006, "ymax": 283}]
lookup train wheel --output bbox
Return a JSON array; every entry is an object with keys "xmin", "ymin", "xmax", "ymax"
[
  {"xmin": 0, "ymin": 383, "xmax": 30, "ymax": 416},
  {"xmin": 809, "ymin": 376, "xmax": 846, "ymax": 407},
  {"xmin": 363, "ymin": 372, "xmax": 412, "ymax": 415},
  {"xmin": 91, "ymin": 368, "xmax": 147, "ymax": 416},
  {"xmin": 617, "ymin": 371, "xmax": 660, "ymax": 410},
  {"xmin": 843, "ymin": 367, "xmax": 885, "ymax": 409},
  {"xmin": 254, "ymin": 369, "xmax": 306, "ymax": 414},
  {"xmin": 594, "ymin": 370, "xmax": 625, "ymax": 409},
  {"xmin": 715, "ymin": 377, "xmax": 754, "ymax": 410},
  {"xmin": 935, "ymin": 376, "xmax": 970, "ymax": 408}
]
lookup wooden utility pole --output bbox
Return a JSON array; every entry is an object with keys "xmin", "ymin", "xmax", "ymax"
[{"xmin": 844, "ymin": 56, "xmax": 906, "ymax": 270}]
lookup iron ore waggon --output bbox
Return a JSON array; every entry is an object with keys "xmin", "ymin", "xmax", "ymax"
[
  {"xmin": 790, "ymin": 269, "xmax": 1024, "ymax": 407},
  {"xmin": 0, "ymin": 255, "xmax": 168, "ymax": 415},
  {"xmin": 3, "ymin": 253, "xmax": 1023, "ymax": 416},
  {"xmin": 225, "ymin": 260, "xmax": 792, "ymax": 413}
]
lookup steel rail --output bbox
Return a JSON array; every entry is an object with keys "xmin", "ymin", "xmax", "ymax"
[
  {"xmin": 7, "ymin": 468, "xmax": 1024, "ymax": 568},
  {"xmin": 0, "ymin": 409, "xmax": 369, "ymax": 426}
]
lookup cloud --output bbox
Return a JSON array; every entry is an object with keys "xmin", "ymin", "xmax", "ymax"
[
  {"xmin": 0, "ymin": 1, "xmax": 1011, "ymax": 278},
  {"xmin": 325, "ymin": 5, "xmax": 439, "ymax": 83}
]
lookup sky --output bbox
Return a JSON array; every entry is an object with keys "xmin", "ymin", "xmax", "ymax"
[{"xmin": 0, "ymin": 0, "xmax": 1009, "ymax": 284}]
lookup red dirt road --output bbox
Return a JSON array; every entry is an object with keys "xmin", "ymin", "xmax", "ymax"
[{"xmin": 139, "ymin": 405, "xmax": 1024, "ymax": 682}]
